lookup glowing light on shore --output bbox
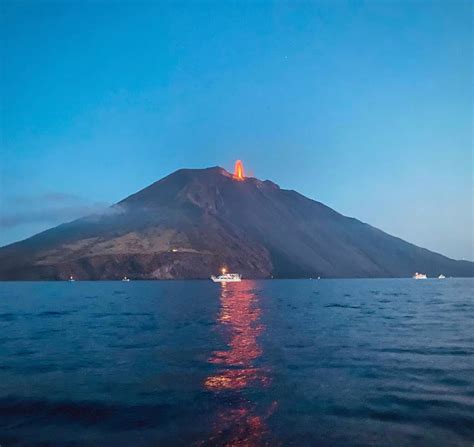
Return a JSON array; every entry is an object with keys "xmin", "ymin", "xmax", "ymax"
[{"xmin": 233, "ymin": 160, "xmax": 245, "ymax": 180}]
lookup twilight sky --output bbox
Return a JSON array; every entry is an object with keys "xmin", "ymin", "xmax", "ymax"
[{"xmin": 1, "ymin": 0, "xmax": 472, "ymax": 260}]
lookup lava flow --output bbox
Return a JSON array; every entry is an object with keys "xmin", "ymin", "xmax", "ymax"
[{"xmin": 233, "ymin": 160, "xmax": 245, "ymax": 180}]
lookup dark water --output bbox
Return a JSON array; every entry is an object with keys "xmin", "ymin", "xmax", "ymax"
[{"xmin": 0, "ymin": 279, "xmax": 473, "ymax": 446}]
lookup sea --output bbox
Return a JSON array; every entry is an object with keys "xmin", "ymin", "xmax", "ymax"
[{"xmin": 0, "ymin": 279, "xmax": 473, "ymax": 446}]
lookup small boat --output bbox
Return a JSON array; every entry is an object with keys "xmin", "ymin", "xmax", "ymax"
[
  {"xmin": 122, "ymin": 276, "xmax": 130, "ymax": 282},
  {"xmin": 438, "ymin": 274, "xmax": 446, "ymax": 279},
  {"xmin": 69, "ymin": 275, "xmax": 75, "ymax": 282},
  {"xmin": 413, "ymin": 272, "xmax": 427, "ymax": 280},
  {"xmin": 211, "ymin": 268, "xmax": 241, "ymax": 283}
]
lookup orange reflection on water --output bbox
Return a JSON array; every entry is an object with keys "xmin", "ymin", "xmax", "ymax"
[
  {"xmin": 205, "ymin": 281, "xmax": 267, "ymax": 391},
  {"xmin": 203, "ymin": 402, "xmax": 278, "ymax": 447},
  {"xmin": 203, "ymin": 281, "xmax": 275, "ymax": 446}
]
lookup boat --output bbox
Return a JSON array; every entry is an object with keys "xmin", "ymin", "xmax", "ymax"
[
  {"xmin": 438, "ymin": 274, "xmax": 446, "ymax": 279},
  {"xmin": 69, "ymin": 275, "xmax": 75, "ymax": 282},
  {"xmin": 211, "ymin": 273, "xmax": 242, "ymax": 283},
  {"xmin": 211, "ymin": 268, "xmax": 242, "ymax": 283},
  {"xmin": 122, "ymin": 276, "xmax": 130, "ymax": 282},
  {"xmin": 413, "ymin": 272, "xmax": 427, "ymax": 280}
]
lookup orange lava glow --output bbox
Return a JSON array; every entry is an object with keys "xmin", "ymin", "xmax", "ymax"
[
  {"xmin": 203, "ymin": 281, "xmax": 276, "ymax": 445},
  {"xmin": 233, "ymin": 160, "xmax": 245, "ymax": 180}
]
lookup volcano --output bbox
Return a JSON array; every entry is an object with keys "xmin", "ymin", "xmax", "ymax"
[{"xmin": 0, "ymin": 166, "xmax": 472, "ymax": 280}]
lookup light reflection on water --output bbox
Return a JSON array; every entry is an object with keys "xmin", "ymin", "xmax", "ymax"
[
  {"xmin": 203, "ymin": 281, "xmax": 275, "ymax": 446},
  {"xmin": 1, "ymin": 279, "xmax": 473, "ymax": 446}
]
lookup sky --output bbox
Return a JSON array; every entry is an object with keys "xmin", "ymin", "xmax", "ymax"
[{"xmin": 0, "ymin": 0, "xmax": 472, "ymax": 260}]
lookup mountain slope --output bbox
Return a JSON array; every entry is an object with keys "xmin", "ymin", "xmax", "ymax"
[{"xmin": 0, "ymin": 166, "xmax": 472, "ymax": 279}]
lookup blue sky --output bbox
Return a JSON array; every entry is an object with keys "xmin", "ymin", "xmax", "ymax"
[{"xmin": 1, "ymin": 0, "xmax": 472, "ymax": 260}]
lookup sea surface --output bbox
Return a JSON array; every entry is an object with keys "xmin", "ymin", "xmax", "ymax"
[{"xmin": 0, "ymin": 279, "xmax": 473, "ymax": 446}]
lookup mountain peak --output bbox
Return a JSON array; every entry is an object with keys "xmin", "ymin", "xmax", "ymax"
[{"xmin": 0, "ymin": 164, "xmax": 472, "ymax": 280}]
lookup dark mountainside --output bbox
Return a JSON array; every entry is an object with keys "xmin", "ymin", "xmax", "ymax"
[{"xmin": 0, "ymin": 167, "xmax": 472, "ymax": 280}]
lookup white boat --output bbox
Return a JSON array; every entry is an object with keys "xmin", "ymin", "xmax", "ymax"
[
  {"xmin": 413, "ymin": 272, "xmax": 427, "ymax": 280},
  {"xmin": 69, "ymin": 275, "xmax": 75, "ymax": 282},
  {"xmin": 122, "ymin": 276, "xmax": 130, "ymax": 282},
  {"xmin": 211, "ymin": 268, "xmax": 241, "ymax": 283},
  {"xmin": 438, "ymin": 274, "xmax": 446, "ymax": 279}
]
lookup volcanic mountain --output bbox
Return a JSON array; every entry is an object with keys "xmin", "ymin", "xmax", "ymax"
[{"xmin": 0, "ymin": 166, "xmax": 472, "ymax": 280}]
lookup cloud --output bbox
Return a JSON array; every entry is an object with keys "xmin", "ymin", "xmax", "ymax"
[
  {"xmin": 0, "ymin": 192, "xmax": 113, "ymax": 229},
  {"xmin": 81, "ymin": 204, "xmax": 126, "ymax": 222}
]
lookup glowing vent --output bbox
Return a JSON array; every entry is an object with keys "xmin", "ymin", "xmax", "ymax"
[{"xmin": 233, "ymin": 160, "xmax": 245, "ymax": 180}]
